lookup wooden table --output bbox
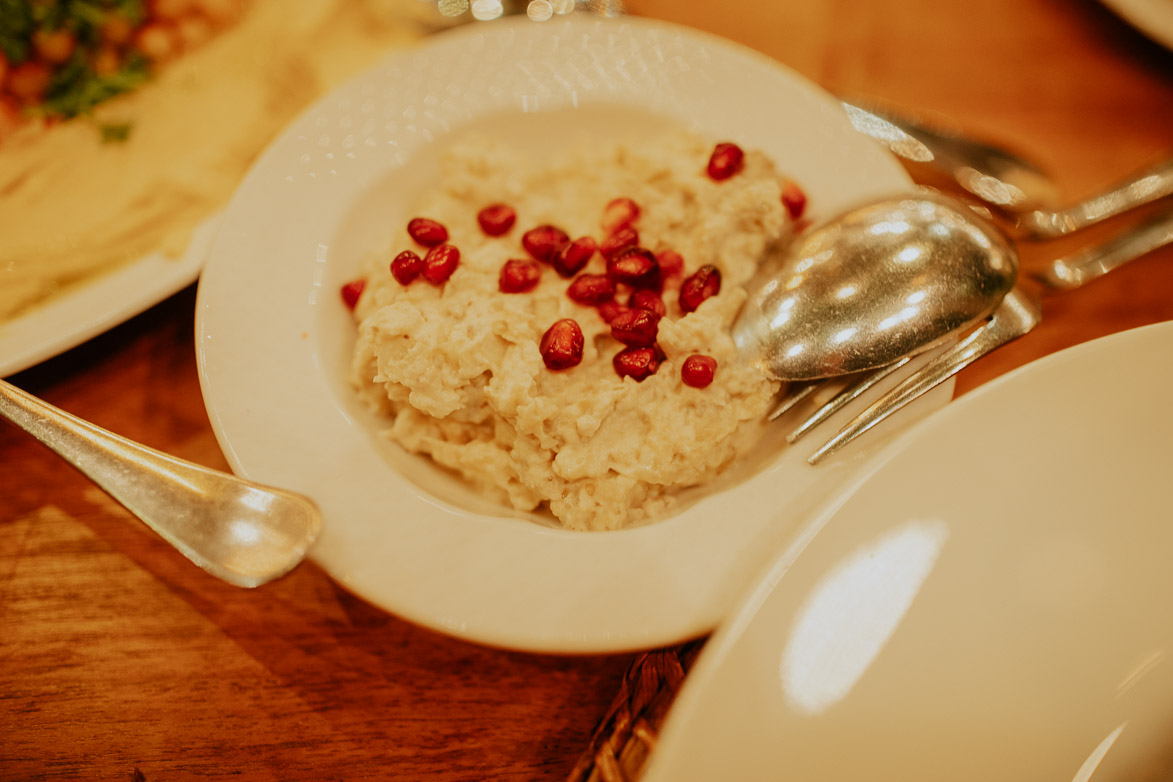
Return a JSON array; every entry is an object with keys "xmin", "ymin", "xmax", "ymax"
[{"xmin": 2, "ymin": 1, "xmax": 1171, "ymax": 779}]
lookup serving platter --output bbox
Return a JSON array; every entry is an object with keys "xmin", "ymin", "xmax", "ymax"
[
  {"xmin": 196, "ymin": 13, "xmax": 945, "ymax": 652},
  {"xmin": 0, "ymin": 216, "xmax": 216, "ymax": 378}
]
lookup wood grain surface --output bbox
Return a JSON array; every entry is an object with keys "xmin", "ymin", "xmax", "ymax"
[{"xmin": 2, "ymin": 1, "xmax": 1172, "ymax": 779}]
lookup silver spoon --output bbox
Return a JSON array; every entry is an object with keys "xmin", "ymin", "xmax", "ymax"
[
  {"xmin": 734, "ymin": 189, "xmax": 1018, "ymax": 382},
  {"xmin": 0, "ymin": 378, "xmax": 320, "ymax": 587}
]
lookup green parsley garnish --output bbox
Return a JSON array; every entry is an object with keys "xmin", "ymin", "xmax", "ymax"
[
  {"xmin": 97, "ymin": 120, "xmax": 133, "ymax": 142},
  {"xmin": 2, "ymin": 1, "xmax": 150, "ymax": 125},
  {"xmin": 40, "ymin": 51, "xmax": 151, "ymax": 119},
  {"xmin": 0, "ymin": 0, "xmax": 36, "ymax": 63}
]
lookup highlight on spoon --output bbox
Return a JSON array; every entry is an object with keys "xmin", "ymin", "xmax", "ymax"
[{"xmin": 733, "ymin": 190, "xmax": 1017, "ymax": 382}]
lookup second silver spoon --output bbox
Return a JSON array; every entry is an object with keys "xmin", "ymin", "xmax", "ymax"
[{"xmin": 0, "ymin": 378, "xmax": 320, "ymax": 587}]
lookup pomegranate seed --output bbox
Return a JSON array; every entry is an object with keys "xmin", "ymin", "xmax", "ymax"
[
  {"xmin": 706, "ymin": 142, "xmax": 745, "ymax": 181},
  {"xmin": 522, "ymin": 224, "xmax": 570, "ymax": 263},
  {"xmin": 477, "ymin": 203, "xmax": 517, "ymax": 236},
  {"xmin": 782, "ymin": 181, "xmax": 807, "ymax": 219},
  {"xmin": 655, "ymin": 248, "xmax": 684, "ymax": 278},
  {"xmin": 601, "ymin": 197, "xmax": 640, "ymax": 234},
  {"xmin": 540, "ymin": 319, "xmax": 584, "ymax": 370},
  {"xmin": 610, "ymin": 308, "xmax": 661, "ymax": 347},
  {"xmin": 679, "ymin": 264, "xmax": 722, "ymax": 313},
  {"xmin": 390, "ymin": 250, "xmax": 423, "ymax": 285},
  {"xmin": 600, "ymin": 225, "xmax": 639, "ymax": 260},
  {"xmin": 340, "ymin": 278, "xmax": 366, "ymax": 310},
  {"xmin": 613, "ymin": 346, "xmax": 662, "ymax": 382},
  {"xmin": 101, "ymin": 16, "xmax": 134, "ymax": 45},
  {"xmin": 553, "ymin": 236, "xmax": 598, "ymax": 278},
  {"xmin": 407, "ymin": 217, "xmax": 449, "ymax": 247},
  {"xmin": 627, "ymin": 289, "xmax": 666, "ymax": 318},
  {"xmin": 606, "ymin": 247, "xmax": 661, "ymax": 290},
  {"xmin": 134, "ymin": 23, "xmax": 177, "ymax": 62},
  {"xmin": 422, "ymin": 244, "xmax": 460, "ymax": 284},
  {"xmin": 566, "ymin": 273, "xmax": 615, "ymax": 306},
  {"xmin": 597, "ymin": 300, "xmax": 629, "ymax": 324},
  {"xmin": 681, "ymin": 354, "xmax": 718, "ymax": 388},
  {"xmin": 498, "ymin": 259, "xmax": 541, "ymax": 293}
]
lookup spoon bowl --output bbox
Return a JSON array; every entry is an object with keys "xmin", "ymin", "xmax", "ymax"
[
  {"xmin": 0, "ymin": 378, "xmax": 320, "ymax": 587},
  {"xmin": 734, "ymin": 190, "xmax": 1018, "ymax": 382}
]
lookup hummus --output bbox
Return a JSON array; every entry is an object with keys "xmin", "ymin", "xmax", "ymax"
[
  {"xmin": 350, "ymin": 131, "xmax": 797, "ymax": 531},
  {"xmin": 0, "ymin": 0, "xmax": 426, "ymax": 320}
]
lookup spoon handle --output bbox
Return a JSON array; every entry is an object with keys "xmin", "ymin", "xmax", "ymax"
[
  {"xmin": 1035, "ymin": 204, "xmax": 1173, "ymax": 289},
  {"xmin": 0, "ymin": 378, "xmax": 319, "ymax": 587},
  {"xmin": 840, "ymin": 100, "xmax": 1058, "ymax": 211},
  {"xmin": 1016, "ymin": 157, "xmax": 1173, "ymax": 239}
]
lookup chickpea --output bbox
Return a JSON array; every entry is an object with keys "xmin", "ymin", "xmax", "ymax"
[
  {"xmin": 101, "ymin": 15, "xmax": 135, "ymax": 46},
  {"xmin": 93, "ymin": 46, "xmax": 122, "ymax": 78},
  {"xmin": 135, "ymin": 22, "xmax": 180, "ymax": 62},
  {"xmin": 32, "ymin": 28, "xmax": 77, "ymax": 65}
]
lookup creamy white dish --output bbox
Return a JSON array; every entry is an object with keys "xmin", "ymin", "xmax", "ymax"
[{"xmin": 349, "ymin": 130, "xmax": 807, "ymax": 530}]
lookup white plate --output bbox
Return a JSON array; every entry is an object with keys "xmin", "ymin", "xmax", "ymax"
[
  {"xmin": 0, "ymin": 215, "xmax": 217, "ymax": 377},
  {"xmin": 645, "ymin": 320, "xmax": 1173, "ymax": 780},
  {"xmin": 1098, "ymin": 0, "xmax": 1173, "ymax": 50},
  {"xmin": 195, "ymin": 14, "xmax": 947, "ymax": 653}
]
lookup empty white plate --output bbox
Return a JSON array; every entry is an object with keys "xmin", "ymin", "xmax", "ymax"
[
  {"xmin": 645, "ymin": 320, "xmax": 1173, "ymax": 781},
  {"xmin": 1098, "ymin": 0, "xmax": 1173, "ymax": 51}
]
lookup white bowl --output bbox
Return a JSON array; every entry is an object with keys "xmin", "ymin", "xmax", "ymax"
[{"xmin": 195, "ymin": 14, "xmax": 938, "ymax": 653}]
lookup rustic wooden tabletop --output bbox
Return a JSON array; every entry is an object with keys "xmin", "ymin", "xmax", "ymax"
[{"xmin": 2, "ymin": 0, "xmax": 1172, "ymax": 779}]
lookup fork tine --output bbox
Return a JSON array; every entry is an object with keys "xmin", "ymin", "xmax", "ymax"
[
  {"xmin": 806, "ymin": 289, "xmax": 1041, "ymax": 465},
  {"xmin": 786, "ymin": 356, "xmax": 913, "ymax": 444},
  {"xmin": 766, "ymin": 381, "xmax": 821, "ymax": 422}
]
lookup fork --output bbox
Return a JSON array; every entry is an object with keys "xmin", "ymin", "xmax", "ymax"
[
  {"xmin": 777, "ymin": 204, "xmax": 1173, "ymax": 464},
  {"xmin": 801, "ymin": 288, "xmax": 1040, "ymax": 464},
  {"xmin": 1034, "ymin": 202, "xmax": 1173, "ymax": 288},
  {"xmin": 841, "ymin": 100, "xmax": 1173, "ymax": 239}
]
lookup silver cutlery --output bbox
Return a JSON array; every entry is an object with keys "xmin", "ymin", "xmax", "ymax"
[
  {"xmin": 0, "ymin": 378, "xmax": 321, "ymax": 587},
  {"xmin": 781, "ymin": 206, "xmax": 1173, "ymax": 463},
  {"xmin": 734, "ymin": 190, "xmax": 1018, "ymax": 382},
  {"xmin": 804, "ymin": 288, "xmax": 1040, "ymax": 464},
  {"xmin": 1014, "ymin": 157, "xmax": 1173, "ymax": 239},
  {"xmin": 1035, "ymin": 202, "xmax": 1173, "ymax": 288},
  {"xmin": 843, "ymin": 100, "xmax": 1173, "ymax": 240}
]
